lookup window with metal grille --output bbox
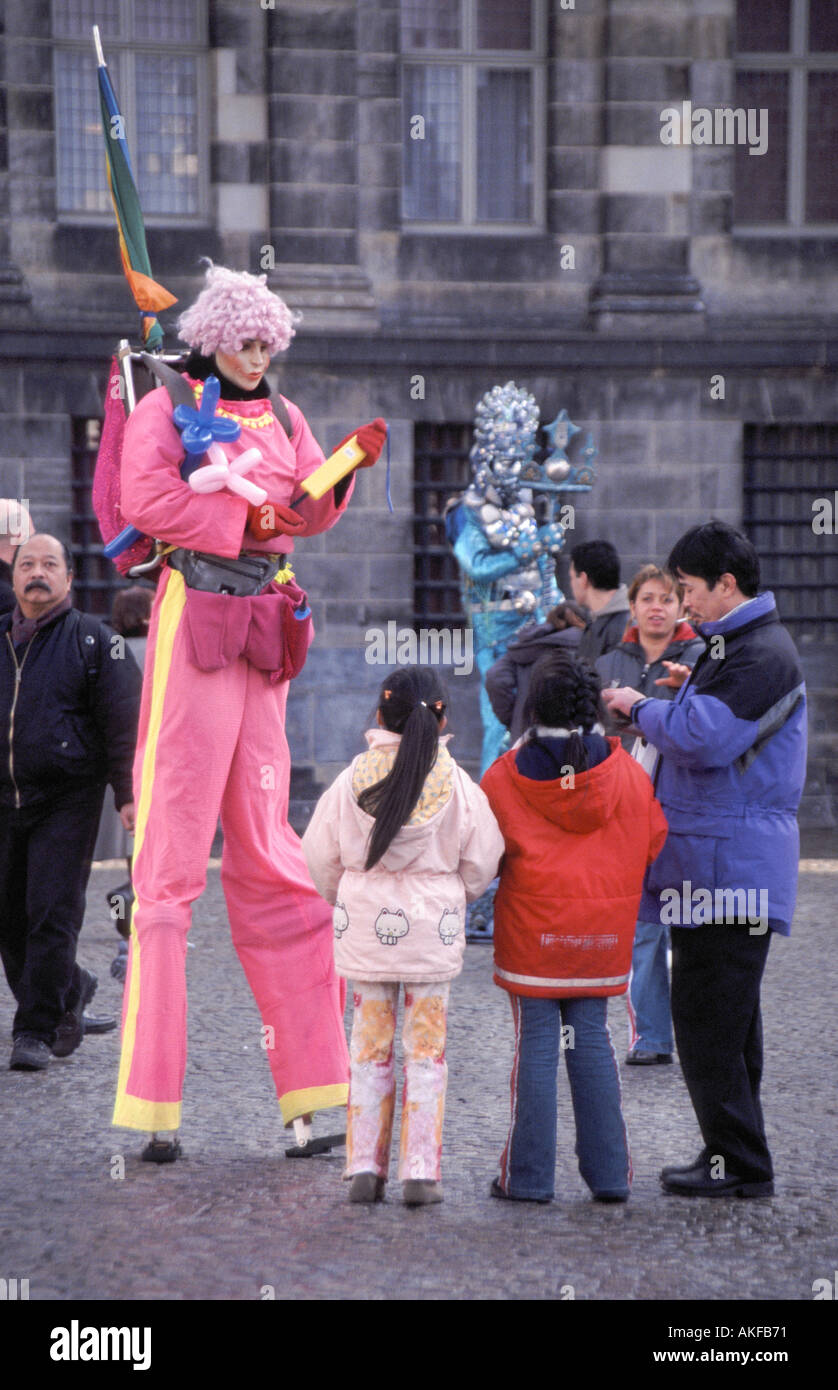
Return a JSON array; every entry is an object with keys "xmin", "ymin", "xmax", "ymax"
[
  {"xmin": 71, "ymin": 418, "xmax": 126, "ymax": 619},
  {"xmin": 53, "ymin": 0, "xmax": 208, "ymax": 219},
  {"xmin": 413, "ymin": 422, "xmax": 473, "ymax": 627},
  {"xmin": 743, "ymin": 423, "xmax": 838, "ymax": 646}
]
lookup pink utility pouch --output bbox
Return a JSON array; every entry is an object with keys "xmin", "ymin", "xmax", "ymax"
[{"xmin": 182, "ymin": 578, "xmax": 313, "ymax": 682}]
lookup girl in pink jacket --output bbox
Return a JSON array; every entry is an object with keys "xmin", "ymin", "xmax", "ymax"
[{"xmin": 302, "ymin": 666, "xmax": 504, "ymax": 1206}]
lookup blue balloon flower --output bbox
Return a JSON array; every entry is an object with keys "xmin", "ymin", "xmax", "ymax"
[{"xmin": 173, "ymin": 375, "xmax": 240, "ymax": 473}]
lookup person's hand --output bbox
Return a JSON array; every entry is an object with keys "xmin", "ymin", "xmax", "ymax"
[
  {"xmin": 246, "ymin": 500, "xmax": 306, "ymax": 540},
  {"xmin": 655, "ymin": 660, "xmax": 691, "ymax": 689},
  {"xmin": 335, "ymin": 418, "xmax": 387, "ymax": 468},
  {"xmin": 601, "ymin": 685, "xmax": 644, "ymax": 717},
  {"xmin": 119, "ymin": 802, "xmax": 136, "ymax": 833}
]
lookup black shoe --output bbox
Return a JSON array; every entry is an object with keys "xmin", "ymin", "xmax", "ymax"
[
  {"xmin": 83, "ymin": 1012, "xmax": 117, "ymax": 1035},
  {"xmin": 141, "ymin": 1136, "xmax": 182, "ymax": 1164},
  {"xmin": 625, "ymin": 1051, "xmax": 673, "ymax": 1066},
  {"xmin": 10, "ymin": 1034, "xmax": 51, "ymax": 1070},
  {"xmin": 490, "ymin": 1177, "xmax": 551, "ymax": 1205},
  {"xmin": 52, "ymin": 968, "xmax": 98, "ymax": 1057},
  {"xmin": 662, "ymin": 1165, "xmax": 774, "ymax": 1198},
  {"xmin": 593, "ymin": 1191, "xmax": 629, "ymax": 1203}
]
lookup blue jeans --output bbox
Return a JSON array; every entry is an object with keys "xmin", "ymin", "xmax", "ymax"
[
  {"xmin": 628, "ymin": 919, "xmax": 673, "ymax": 1055},
  {"xmin": 498, "ymin": 995, "xmax": 631, "ymax": 1200}
]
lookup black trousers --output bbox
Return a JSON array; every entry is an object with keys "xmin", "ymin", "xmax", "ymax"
[
  {"xmin": 0, "ymin": 782, "xmax": 105, "ymax": 1043},
  {"xmin": 670, "ymin": 922, "xmax": 773, "ymax": 1182}
]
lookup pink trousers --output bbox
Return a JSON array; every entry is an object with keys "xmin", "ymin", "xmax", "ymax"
[
  {"xmin": 345, "ymin": 980, "xmax": 450, "ymax": 1182},
  {"xmin": 113, "ymin": 569, "xmax": 349, "ymax": 1133}
]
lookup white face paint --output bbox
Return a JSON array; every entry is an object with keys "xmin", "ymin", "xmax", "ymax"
[{"xmin": 215, "ymin": 339, "xmax": 272, "ymax": 391}]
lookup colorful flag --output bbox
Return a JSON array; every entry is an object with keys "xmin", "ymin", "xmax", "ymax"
[{"xmin": 94, "ymin": 26, "xmax": 176, "ymax": 351}]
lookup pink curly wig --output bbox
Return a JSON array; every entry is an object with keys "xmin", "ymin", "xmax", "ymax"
[{"xmin": 177, "ymin": 262, "xmax": 300, "ymax": 357}]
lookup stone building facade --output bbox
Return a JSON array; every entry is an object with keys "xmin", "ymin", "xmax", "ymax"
[{"xmin": 0, "ymin": 0, "xmax": 835, "ymax": 828}]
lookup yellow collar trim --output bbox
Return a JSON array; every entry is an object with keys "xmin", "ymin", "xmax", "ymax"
[{"xmin": 193, "ymin": 381, "xmax": 275, "ymax": 431}]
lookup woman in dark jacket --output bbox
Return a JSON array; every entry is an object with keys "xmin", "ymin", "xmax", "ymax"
[
  {"xmin": 485, "ymin": 601, "xmax": 588, "ymax": 745},
  {"xmin": 595, "ymin": 566, "xmax": 704, "ymax": 751},
  {"xmin": 595, "ymin": 565, "xmax": 704, "ymax": 1068}
]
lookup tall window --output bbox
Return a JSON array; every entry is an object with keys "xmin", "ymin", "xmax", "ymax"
[
  {"xmin": 735, "ymin": 0, "xmax": 838, "ymax": 228},
  {"xmin": 401, "ymin": 0, "xmax": 546, "ymax": 230},
  {"xmin": 53, "ymin": 0, "xmax": 208, "ymax": 219}
]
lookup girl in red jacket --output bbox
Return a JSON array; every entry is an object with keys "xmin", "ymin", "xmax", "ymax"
[{"xmin": 482, "ymin": 650, "xmax": 668, "ymax": 1203}]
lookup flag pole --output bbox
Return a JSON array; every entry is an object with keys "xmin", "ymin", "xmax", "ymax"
[{"xmin": 92, "ymin": 24, "xmax": 105, "ymax": 67}]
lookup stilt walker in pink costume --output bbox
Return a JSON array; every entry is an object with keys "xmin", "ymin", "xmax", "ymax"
[{"xmin": 112, "ymin": 263, "xmax": 387, "ymax": 1161}]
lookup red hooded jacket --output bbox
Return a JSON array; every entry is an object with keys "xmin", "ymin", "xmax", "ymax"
[{"xmin": 481, "ymin": 738, "xmax": 668, "ymax": 998}]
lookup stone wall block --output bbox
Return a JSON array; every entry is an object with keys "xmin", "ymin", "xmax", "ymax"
[{"xmin": 607, "ymin": 59, "xmax": 689, "ymax": 103}]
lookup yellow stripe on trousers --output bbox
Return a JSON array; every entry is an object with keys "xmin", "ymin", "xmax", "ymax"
[{"xmin": 112, "ymin": 570, "xmax": 187, "ymax": 1132}]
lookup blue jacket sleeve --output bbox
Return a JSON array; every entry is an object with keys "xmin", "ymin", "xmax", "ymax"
[{"xmin": 635, "ymin": 691, "xmax": 759, "ymax": 769}]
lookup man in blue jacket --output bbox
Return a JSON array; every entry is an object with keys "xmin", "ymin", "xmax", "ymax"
[
  {"xmin": 0, "ymin": 534, "xmax": 141, "ymax": 1070},
  {"xmin": 603, "ymin": 522, "xmax": 806, "ymax": 1198}
]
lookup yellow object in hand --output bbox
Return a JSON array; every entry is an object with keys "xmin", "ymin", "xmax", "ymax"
[{"xmin": 299, "ymin": 437, "xmax": 365, "ymax": 500}]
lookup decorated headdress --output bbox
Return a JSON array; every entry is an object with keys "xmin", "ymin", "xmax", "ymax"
[{"xmin": 177, "ymin": 261, "xmax": 300, "ymax": 357}]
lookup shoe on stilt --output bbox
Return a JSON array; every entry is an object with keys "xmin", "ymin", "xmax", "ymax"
[
  {"xmin": 402, "ymin": 1180, "xmax": 443, "ymax": 1206},
  {"xmin": 141, "ymin": 1133, "xmax": 182, "ymax": 1164},
  {"xmin": 348, "ymin": 1172, "xmax": 385, "ymax": 1203},
  {"xmin": 284, "ymin": 1114, "xmax": 346, "ymax": 1157}
]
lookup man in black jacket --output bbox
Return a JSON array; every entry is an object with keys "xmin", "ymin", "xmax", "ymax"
[
  {"xmin": 1, "ymin": 534, "xmax": 141, "ymax": 1070},
  {"xmin": 569, "ymin": 540, "xmax": 632, "ymax": 666}
]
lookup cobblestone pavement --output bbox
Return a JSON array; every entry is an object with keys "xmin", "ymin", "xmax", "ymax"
[{"xmin": 1, "ymin": 862, "xmax": 836, "ymax": 1305}]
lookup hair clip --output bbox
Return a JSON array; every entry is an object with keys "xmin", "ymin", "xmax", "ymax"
[
  {"xmin": 383, "ymin": 689, "xmax": 392, "ymax": 699},
  {"xmin": 419, "ymin": 700, "xmax": 427, "ymax": 707}
]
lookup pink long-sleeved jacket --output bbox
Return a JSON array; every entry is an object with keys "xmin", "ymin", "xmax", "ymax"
[
  {"xmin": 121, "ymin": 380, "xmax": 353, "ymax": 558},
  {"xmin": 302, "ymin": 729, "xmax": 505, "ymax": 984}
]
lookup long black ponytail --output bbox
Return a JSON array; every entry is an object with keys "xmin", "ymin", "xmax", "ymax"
[
  {"xmin": 358, "ymin": 666, "xmax": 447, "ymax": 869},
  {"xmin": 522, "ymin": 650, "xmax": 604, "ymax": 774}
]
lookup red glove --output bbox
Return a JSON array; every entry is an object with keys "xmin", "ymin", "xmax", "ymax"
[
  {"xmin": 246, "ymin": 500, "xmax": 306, "ymax": 540},
  {"xmin": 335, "ymin": 418, "xmax": 387, "ymax": 468}
]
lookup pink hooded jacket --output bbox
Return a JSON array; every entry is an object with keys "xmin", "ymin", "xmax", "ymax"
[{"xmin": 302, "ymin": 729, "xmax": 504, "ymax": 984}]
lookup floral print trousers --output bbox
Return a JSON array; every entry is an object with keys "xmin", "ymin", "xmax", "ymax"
[{"xmin": 346, "ymin": 980, "xmax": 450, "ymax": 1182}]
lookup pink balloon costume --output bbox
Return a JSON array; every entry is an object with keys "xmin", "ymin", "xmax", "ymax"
[{"xmin": 112, "ymin": 266, "xmax": 356, "ymax": 1144}]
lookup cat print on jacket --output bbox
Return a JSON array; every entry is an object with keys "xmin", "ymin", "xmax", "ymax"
[
  {"xmin": 438, "ymin": 908, "xmax": 461, "ymax": 946},
  {"xmin": 375, "ymin": 908, "xmax": 410, "ymax": 945}
]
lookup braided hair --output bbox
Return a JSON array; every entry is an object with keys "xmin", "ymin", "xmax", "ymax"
[
  {"xmin": 522, "ymin": 649, "xmax": 605, "ymax": 773},
  {"xmin": 358, "ymin": 666, "xmax": 448, "ymax": 869}
]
